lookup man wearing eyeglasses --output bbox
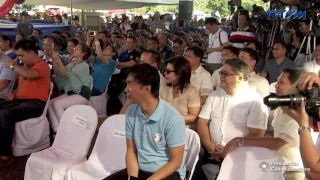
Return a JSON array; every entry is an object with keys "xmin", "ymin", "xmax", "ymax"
[{"xmin": 192, "ymin": 59, "xmax": 268, "ymax": 180}]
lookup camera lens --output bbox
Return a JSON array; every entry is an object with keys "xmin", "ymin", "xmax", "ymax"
[{"xmin": 263, "ymin": 94, "xmax": 305, "ymax": 110}]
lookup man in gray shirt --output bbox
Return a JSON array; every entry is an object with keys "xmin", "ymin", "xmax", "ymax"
[
  {"xmin": 261, "ymin": 42, "xmax": 296, "ymax": 84},
  {"xmin": 16, "ymin": 11, "xmax": 34, "ymax": 38},
  {"xmin": 0, "ymin": 51, "xmax": 16, "ymax": 107}
]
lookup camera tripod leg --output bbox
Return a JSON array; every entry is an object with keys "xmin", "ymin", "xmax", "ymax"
[{"xmin": 265, "ymin": 19, "xmax": 279, "ymax": 61}]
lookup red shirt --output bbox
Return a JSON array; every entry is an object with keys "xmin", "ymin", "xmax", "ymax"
[{"xmin": 16, "ymin": 59, "xmax": 51, "ymax": 102}]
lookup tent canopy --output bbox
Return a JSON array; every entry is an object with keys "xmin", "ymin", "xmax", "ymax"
[{"xmin": 0, "ymin": 0, "xmax": 178, "ymax": 10}]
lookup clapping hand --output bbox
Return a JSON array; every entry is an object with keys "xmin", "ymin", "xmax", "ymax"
[
  {"xmin": 3, "ymin": 57, "xmax": 17, "ymax": 68},
  {"xmin": 51, "ymin": 51, "xmax": 60, "ymax": 61}
]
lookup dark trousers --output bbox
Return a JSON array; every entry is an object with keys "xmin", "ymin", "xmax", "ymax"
[
  {"xmin": 0, "ymin": 98, "xmax": 7, "ymax": 108},
  {"xmin": 0, "ymin": 99, "xmax": 46, "ymax": 156},
  {"xmin": 104, "ymin": 168, "xmax": 181, "ymax": 180},
  {"xmin": 191, "ymin": 146, "xmax": 222, "ymax": 180},
  {"xmin": 91, "ymin": 87, "xmax": 103, "ymax": 96}
]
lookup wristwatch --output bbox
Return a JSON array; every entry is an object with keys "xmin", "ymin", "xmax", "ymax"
[
  {"xmin": 298, "ymin": 126, "xmax": 311, "ymax": 135},
  {"xmin": 237, "ymin": 137, "xmax": 244, "ymax": 147}
]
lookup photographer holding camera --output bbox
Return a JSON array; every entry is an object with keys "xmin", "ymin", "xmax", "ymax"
[
  {"xmin": 281, "ymin": 72, "xmax": 320, "ymax": 180},
  {"xmin": 286, "ymin": 19, "xmax": 319, "ymax": 66}
]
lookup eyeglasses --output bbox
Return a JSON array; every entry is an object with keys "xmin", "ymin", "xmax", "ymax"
[
  {"xmin": 219, "ymin": 70, "xmax": 240, "ymax": 77},
  {"xmin": 164, "ymin": 69, "xmax": 176, "ymax": 74}
]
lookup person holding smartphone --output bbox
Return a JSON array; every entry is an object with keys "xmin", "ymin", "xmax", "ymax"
[{"xmin": 104, "ymin": 64, "xmax": 186, "ymax": 180}]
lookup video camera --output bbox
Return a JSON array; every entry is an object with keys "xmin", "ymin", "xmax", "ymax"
[
  {"xmin": 228, "ymin": 0, "xmax": 236, "ymax": 14},
  {"xmin": 251, "ymin": 4, "xmax": 269, "ymax": 31},
  {"xmin": 264, "ymin": 84, "xmax": 320, "ymax": 120}
]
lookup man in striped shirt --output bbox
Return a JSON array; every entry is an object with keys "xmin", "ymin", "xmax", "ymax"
[{"xmin": 229, "ymin": 11, "xmax": 255, "ymax": 50}]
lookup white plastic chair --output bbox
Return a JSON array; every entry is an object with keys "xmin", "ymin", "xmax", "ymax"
[
  {"xmin": 12, "ymin": 82, "xmax": 53, "ymax": 156},
  {"xmin": 88, "ymin": 77, "xmax": 111, "ymax": 117},
  {"xmin": 24, "ymin": 105, "xmax": 98, "ymax": 180},
  {"xmin": 66, "ymin": 114, "xmax": 127, "ymax": 180},
  {"xmin": 184, "ymin": 129, "xmax": 201, "ymax": 180},
  {"xmin": 217, "ymin": 147, "xmax": 285, "ymax": 180}
]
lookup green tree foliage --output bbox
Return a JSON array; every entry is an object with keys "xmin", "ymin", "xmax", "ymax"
[{"xmin": 129, "ymin": 0, "xmax": 265, "ymax": 18}]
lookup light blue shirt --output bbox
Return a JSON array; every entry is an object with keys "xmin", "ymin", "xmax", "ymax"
[
  {"xmin": 126, "ymin": 98, "xmax": 186, "ymax": 179},
  {"xmin": 91, "ymin": 57, "xmax": 116, "ymax": 93},
  {"xmin": 0, "ymin": 52, "xmax": 16, "ymax": 98}
]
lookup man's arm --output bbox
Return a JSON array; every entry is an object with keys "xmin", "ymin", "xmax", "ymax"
[
  {"xmin": 200, "ymin": 96, "xmax": 209, "ymax": 105},
  {"xmin": 126, "ymin": 138, "xmax": 139, "ymax": 177},
  {"xmin": 198, "ymin": 118, "xmax": 216, "ymax": 153},
  {"xmin": 207, "ymin": 42, "xmax": 229, "ymax": 54},
  {"xmin": 247, "ymin": 128, "xmax": 266, "ymax": 138},
  {"xmin": 147, "ymin": 145, "xmax": 184, "ymax": 180},
  {"xmin": 0, "ymin": 80, "xmax": 9, "ymax": 91},
  {"xmin": 13, "ymin": 65, "xmax": 39, "ymax": 79},
  {"xmin": 183, "ymin": 106, "xmax": 201, "ymax": 124},
  {"xmin": 117, "ymin": 60, "xmax": 136, "ymax": 69}
]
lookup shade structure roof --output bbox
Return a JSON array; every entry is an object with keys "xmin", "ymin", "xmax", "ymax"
[{"xmin": 0, "ymin": 0, "xmax": 179, "ymax": 10}]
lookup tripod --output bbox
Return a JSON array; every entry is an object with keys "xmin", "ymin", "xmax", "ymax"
[
  {"xmin": 265, "ymin": 18, "xmax": 280, "ymax": 61},
  {"xmin": 294, "ymin": 19, "xmax": 316, "ymax": 66}
]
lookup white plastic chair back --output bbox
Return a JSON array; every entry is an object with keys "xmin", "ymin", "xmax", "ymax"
[
  {"xmin": 88, "ymin": 76, "xmax": 111, "ymax": 117},
  {"xmin": 269, "ymin": 82, "xmax": 277, "ymax": 93},
  {"xmin": 53, "ymin": 105, "xmax": 98, "ymax": 157},
  {"xmin": 12, "ymin": 82, "xmax": 54, "ymax": 156},
  {"xmin": 217, "ymin": 147, "xmax": 285, "ymax": 180},
  {"xmin": 89, "ymin": 114, "xmax": 127, "ymax": 172},
  {"xmin": 24, "ymin": 105, "xmax": 98, "ymax": 180},
  {"xmin": 184, "ymin": 129, "xmax": 201, "ymax": 180}
]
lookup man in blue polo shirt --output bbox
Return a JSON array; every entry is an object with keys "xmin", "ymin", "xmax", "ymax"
[
  {"xmin": 105, "ymin": 64, "xmax": 186, "ymax": 180},
  {"xmin": 117, "ymin": 36, "xmax": 141, "ymax": 78}
]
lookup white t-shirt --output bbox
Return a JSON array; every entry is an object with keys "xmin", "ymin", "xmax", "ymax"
[
  {"xmin": 199, "ymin": 83, "xmax": 268, "ymax": 146},
  {"xmin": 248, "ymin": 72, "xmax": 270, "ymax": 98},
  {"xmin": 191, "ymin": 65, "xmax": 213, "ymax": 96},
  {"xmin": 212, "ymin": 66, "xmax": 223, "ymax": 90},
  {"xmin": 207, "ymin": 28, "xmax": 228, "ymax": 64},
  {"xmin": 303, "ymin": 60, "xmax": 320, "ymax": 75}
]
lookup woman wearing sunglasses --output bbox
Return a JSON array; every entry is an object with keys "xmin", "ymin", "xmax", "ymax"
[{"xmin": 160, "ymin": 56, "xmax": 201, "ymax": 129}]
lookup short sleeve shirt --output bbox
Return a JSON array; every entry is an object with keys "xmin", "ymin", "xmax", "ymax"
[
  {"xmin": 159, "ymin": 84, "xmax": 201, "ymax": 116},
  {"xmin": 91, "ymin": 57, "xmax": 116, "ymax": 93},
  {"xmin": 126, "ymin": 99, "xmax": 186, "ymax": 180},
  {"xmin": 0, "ymin": 52, "xmax": 16, "ymax": 98},
  {"xmin": 16, "ymin": 59, "xmax": 51, "ymax": 102},
  {"xmin": 303, "ymin": 60, "xmax": 320, "ymax": 75},
  {"xmin": 207, "ymin": 28, "xmax": 229, "ymax": 64},
  {"xmin": 199, "ymin": 84, "xmax": 268, "ymax": 146},
  {"xmin": 212, "ymin": 66, "xmax": 223, "ymax": 90},
  {"xmin": 272, "ymin": 108, "xmax": 302, "ymax": 170},
  {"xmin": 262, "ymin": 58, "xmax": 296, "ymax": 84},
  {"xmin": 119, "ymin": 49, "xmax": 141, "ymax": 76},
  {"xmin": 191, "ymin": 65, "xmax": 213, "ymax": 96}
]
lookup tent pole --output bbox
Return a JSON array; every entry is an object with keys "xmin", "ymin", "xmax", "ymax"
[{"xmin": 70, "ymin": 0, "xmax": 73, "ymax": 25}]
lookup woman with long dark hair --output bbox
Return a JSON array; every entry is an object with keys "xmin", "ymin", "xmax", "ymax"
[{"xmin": 160, "ymin": 56, "xmax": 201, "ymax": 129}]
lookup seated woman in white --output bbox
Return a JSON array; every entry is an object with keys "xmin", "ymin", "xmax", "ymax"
[
  {"xmin": 160, "ymin": 56, "xmax": 201, "ymax": 129},
  {"xmin": 48, "ymin": 43, "xmax": 92, "ymax": 133}
]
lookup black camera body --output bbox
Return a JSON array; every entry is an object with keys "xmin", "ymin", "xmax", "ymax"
[
  {"xmin": 286, "ymin": 20, "xmax": 300, "ymax": 31},
  {"xmin": 264, "ymin": 85, "xmax": 320, "ymax": 120}
]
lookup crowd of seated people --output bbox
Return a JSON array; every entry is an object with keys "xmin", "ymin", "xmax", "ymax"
[{"xmin": 2, "ymin": 9, "xmax": 320, "ymax": 180}]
